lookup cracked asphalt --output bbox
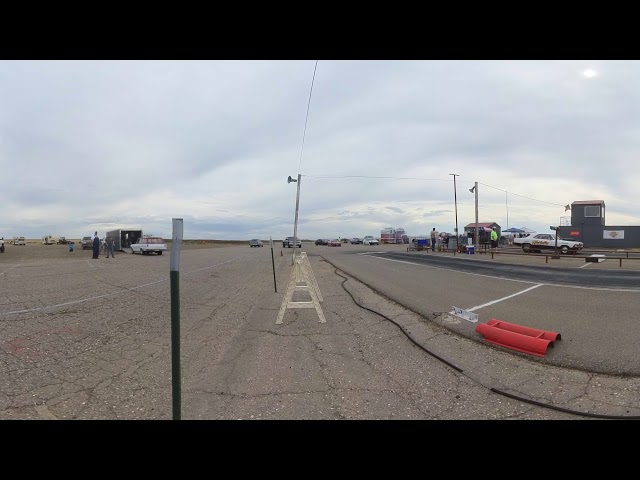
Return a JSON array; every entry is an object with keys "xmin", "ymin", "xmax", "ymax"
[{"xmin": 1, "ymin": 242, "xmax": 638, "ymax": 420}]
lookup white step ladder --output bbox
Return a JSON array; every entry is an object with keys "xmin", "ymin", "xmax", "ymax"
[{"xmin": 276, "ymin": 252, "xmax": 325, "ymax": 324}]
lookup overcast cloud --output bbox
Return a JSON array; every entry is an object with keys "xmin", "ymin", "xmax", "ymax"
[{"xmin": 1, "ymin": 60, "xmax": 637, "ymax": 241}]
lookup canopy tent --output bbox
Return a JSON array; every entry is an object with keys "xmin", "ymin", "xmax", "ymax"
[
  {"xmin": 519, "ymin": 227, "xmax": 536, "ymax": 234},
  {"xmin": 503, "ymin": 227, "xmax": 525, "ymax": 233}
]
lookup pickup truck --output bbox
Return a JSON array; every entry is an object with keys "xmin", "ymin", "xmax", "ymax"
[
  {"xmin": 80, "ymin": 237, "xmax": 93, "ymax": 250},
  {"xmin": 283, "ymin": 236, "xmax": 301, "ymax": 248},
  {"xmin": 130, "ymin": 236, "xmax": 167, "ymax": 255},
  {"xmin": 513, "ymin": 233, "xmax": 584, "ymax": 254}
]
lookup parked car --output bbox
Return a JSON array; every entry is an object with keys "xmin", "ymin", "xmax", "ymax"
[
  {"xmin": 80, "ymin": 236, "xmax": 93, "ymax": 250},
  {"xmin": 513, "ymin": 233, "xmax": 583, "ymax": 254},
  {"xmin": 363, "ymin": 236, "xmax": 379, "ymax": 246},
  {"xmin": 13, "ymin": 236, "xmax": 26, "ymax": 246},
  {"xmin": 328, "ymin": 239, "xmax": 342, "ymax": 247},
  {"xmin": 350, "ymin": 238, "xmax": 363, "ymax": 244},
  {"xmin": 130, "ymin": 236, "xmax": 167, "ymax": 255},
  {"xmin": 315, "ymin": 239, "xmax": 329, "ymax": 245},
  {"xmin": 283, "ymin": 236, "xmax": 301, "ymax": 248},
  {"xmin": 249, "ymin": 239, "xmax": 264, "ymax": 247}
]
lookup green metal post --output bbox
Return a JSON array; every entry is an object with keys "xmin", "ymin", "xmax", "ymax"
[
  {"xmin": 270, "ymin": 236, "xmax": 277, "ymax": 293},
  {"xmin": 170, "ymin": 218, "xmax": 183, "ymax": 420}
]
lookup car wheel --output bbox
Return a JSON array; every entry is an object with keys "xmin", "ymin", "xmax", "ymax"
[
  {"xmin": 560, "ymin": 245, "xmax": 569, "ymax": 254},
  {"xmin": 158, "ymin": 251, "xmax": 163, "ymax": 255},
  {"xmin": 522, "ymin": 244, "xmax": 531, "ymax": 252}
]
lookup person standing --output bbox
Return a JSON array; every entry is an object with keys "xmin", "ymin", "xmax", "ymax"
[
  {"xmin": 105, "ymin": 235, "xmax": 115, "ymax": 258},
  {"xmin": 430, "ymin": 228, "xmax": 438, "ymax": 252},
  {"xmin": 490, "ymin": 227, "xmax": 498, "ymax": 251},
  {"xmin": 92, "ymin": 231, "xmax": 100, "ymax": 259}
]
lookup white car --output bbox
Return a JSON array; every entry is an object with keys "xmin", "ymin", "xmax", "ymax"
[
  {"xmin": 363, "ymin": 236, "xmax": 379, "ymax": 246},
  {"xmin": 130, "ymin": 236, "xmax": 167, "ymax": 255},
  {"xmin": 513, "ymin": 233, "xmax": 583, "ymax": 254}
]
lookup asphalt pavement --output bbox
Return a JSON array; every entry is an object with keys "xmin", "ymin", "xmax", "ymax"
[{"xmin": 1, "ymin": 243, "xmax": 639, "ymax": 420}]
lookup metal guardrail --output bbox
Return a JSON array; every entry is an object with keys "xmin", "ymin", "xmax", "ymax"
[
  {"xmin": 406, "ymin": 243, "xmax": 640, "ymax": 267},
  {"xmin": 477, "ymin": 248, "xmax": 640, "ymax": 267}
]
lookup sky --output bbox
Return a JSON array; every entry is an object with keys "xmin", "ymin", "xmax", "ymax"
[{"xmin": 1, "ymin": 60, "xmax": 638, "ymax": 241}]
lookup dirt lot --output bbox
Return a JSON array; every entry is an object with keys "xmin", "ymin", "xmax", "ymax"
[{"xmin": 0, "ymin": 239, "xmax": 249, "ymax": 263}]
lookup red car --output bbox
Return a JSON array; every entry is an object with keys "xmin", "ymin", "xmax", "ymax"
[{"xmin": 328, "ymin": 239, "xmax": 342, "ymax": 247}]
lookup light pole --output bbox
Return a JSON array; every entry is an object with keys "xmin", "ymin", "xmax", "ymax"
[
  {"xmin": 450, "ymin": 174, "xmax": 459, "ymax": 251},
  {"xmin": 288, "ymin": 174, "xmax": 301, "ymax": 266},
  {"xmin": 505, "ymin": 190, "xmax": 509, "ymax": 231},
  {"xmin": 469, "ymin": 182, "xmax": 479, "ymax": 251}
]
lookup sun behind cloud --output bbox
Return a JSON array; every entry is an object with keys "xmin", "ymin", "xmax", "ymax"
[{"xmin": 582, "ymin": 68, "xmax": 598, "ymax": 78}]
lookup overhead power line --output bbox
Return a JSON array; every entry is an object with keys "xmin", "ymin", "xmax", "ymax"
[
  {"xmin": 303, "ymin": 174, "xmax": 449, "ymax": 182},
  {"xmin": 297, "ymin": 60, "xmax": 319, "ymax": 175},
  {"xmin": 302, "ymin": 174, "xmax": 569, "ymax": 209},
  {"xmin": 478, "ymin": 182, "xmax": 567, "ymax": 208}
]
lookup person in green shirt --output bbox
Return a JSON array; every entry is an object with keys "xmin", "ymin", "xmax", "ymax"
[{"xmin": 490, "ymin": 227, "xmax": 498, "ymax": 251}]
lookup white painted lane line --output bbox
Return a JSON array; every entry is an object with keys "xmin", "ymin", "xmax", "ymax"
[
  {"xmin": 86, "ymin": 260, "xmax": 95, "ymax": 269},
  {"xmin": 367, "ymin": 255, "xmax": 640, "ymax": 292},
  {"xmin": 0, "ymin": 255, "xmax": 246, "ymax": 317},
  {"xmin": 467, "ymin": 284, "xmax": 543, "ymax": 312},
  {"xmin": 0, "ymin": 264, "xmax": 21, "ymax": 276},
  {"xmin": 578, "ymin": 262, "xmax": 591, "ymax": 268},
  {"xmin": 369, "ymin": 256, "xmax": 540, "ymax": 285}
]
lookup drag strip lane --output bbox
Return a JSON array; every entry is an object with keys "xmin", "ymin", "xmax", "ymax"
[
  {"xmin": 365, "ymin": 251, "xmax": 640, "ymax": 290},
  {"xmin": 320, "ymin": 247, "xmax": 640, "ymax": 375}
]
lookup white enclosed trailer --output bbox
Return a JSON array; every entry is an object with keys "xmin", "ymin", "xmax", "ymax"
[{"xmin": 106, "ymin": 228, "xmax": 143, "ymax": 252}]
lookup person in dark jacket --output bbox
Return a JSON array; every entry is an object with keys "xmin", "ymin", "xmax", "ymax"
[
  {"xmin": 105, "ymin": 235, "xmax": 115, "ymax": 258},
  {"xmin": 92, "ymin": 231, "xmax": 100, "ymax": 259}
]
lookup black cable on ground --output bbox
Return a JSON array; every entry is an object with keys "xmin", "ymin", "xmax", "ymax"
[{"xmin": 330, "ymin": 265, "xmax": 640, "ymax": 420}]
